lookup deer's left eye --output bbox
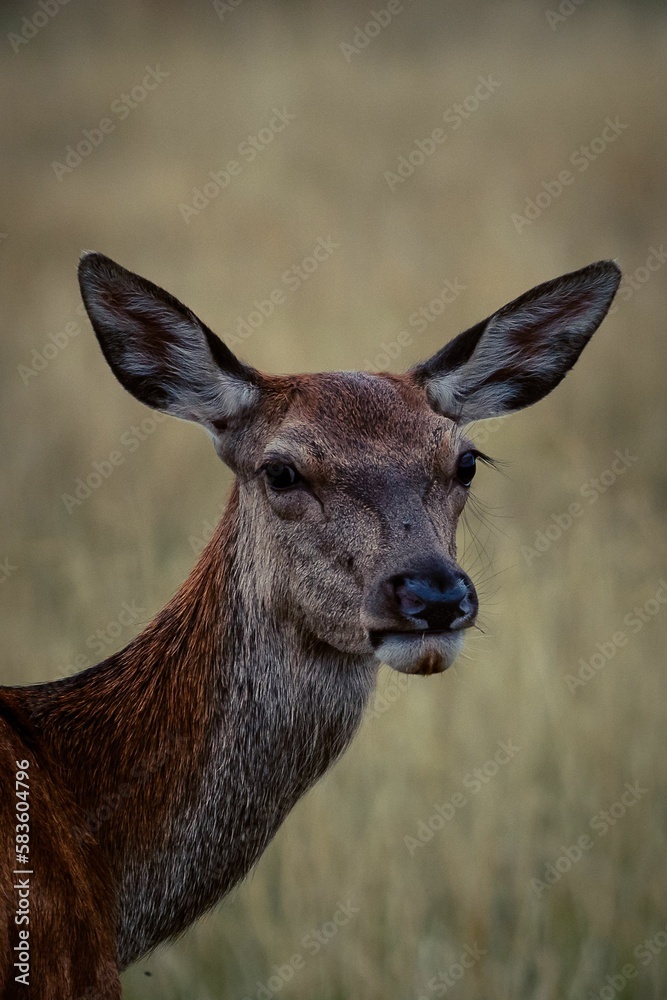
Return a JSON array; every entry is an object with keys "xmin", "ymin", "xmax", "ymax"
[
  {"xmin": 265, "ymin": 461, "xmax": 301, "ymax": 491},
  {"xmin": 456, "ymin": 451, "xmax": 477, "ymax": 487}
]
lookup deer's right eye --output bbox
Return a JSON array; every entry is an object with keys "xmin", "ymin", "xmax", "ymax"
[{"xmin": 265, "ymin": 461, "xmax": 302, "ymax": 491}]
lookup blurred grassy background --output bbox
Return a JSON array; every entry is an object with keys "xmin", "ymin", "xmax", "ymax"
[{"xmin": 1, "ymin": 1, "xmax": 666, "ymax": 997}]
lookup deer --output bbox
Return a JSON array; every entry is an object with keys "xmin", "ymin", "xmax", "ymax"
[{"xmin": 0, "ymin": 252, "xmax": 620, "ymax": 997}]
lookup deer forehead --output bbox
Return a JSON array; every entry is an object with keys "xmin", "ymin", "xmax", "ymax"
[{"xmin": 262, "ymin": 370, "xmax": 463, "ymax": 469}]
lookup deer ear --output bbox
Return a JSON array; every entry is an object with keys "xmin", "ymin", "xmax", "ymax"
[
  {"xmin": 78, "ymin": 252, "xmax": 261, "ymax": 432},
  {"xmin": 411, "ymin": 260, "xmax": 621, "ymax": 423}
]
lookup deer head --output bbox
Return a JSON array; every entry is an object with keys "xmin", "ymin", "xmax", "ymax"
[{"xmin": 78, "ymin": 254, "xmax": 620, "ymax": 677}]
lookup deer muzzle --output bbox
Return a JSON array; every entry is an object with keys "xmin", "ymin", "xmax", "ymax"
[{"xmin": 363, "ymin": 557, "xmax": 478, "ymax": 675}]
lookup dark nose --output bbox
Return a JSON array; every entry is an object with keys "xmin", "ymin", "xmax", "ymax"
[{"xmin": 385, "ymin": 564, "xmax": 477, "ymax": 632}]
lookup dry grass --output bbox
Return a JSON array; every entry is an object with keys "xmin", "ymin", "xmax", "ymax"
[{"xmin": 1, "ymin": 1, "xmax": 666, "ymax": 997}]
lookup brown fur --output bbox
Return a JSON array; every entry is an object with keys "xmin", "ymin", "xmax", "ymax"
[{"xmin": 0, "ymin": 254, "xmax": 620, "ymax": 995}]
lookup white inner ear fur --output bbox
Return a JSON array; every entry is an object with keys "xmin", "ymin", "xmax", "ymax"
[
  {"xmin": 425, "ymin": 281, "xmax": 615, "ymax": 424},
  {"xmin": 158, "ymin": 327, "xmax": 259, "ymax": 426},
  {"xmin": 86, "ymin": 285, "xmax": 259, "ymax": 427}
]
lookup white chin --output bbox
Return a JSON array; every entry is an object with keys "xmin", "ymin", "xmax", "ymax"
[{"xmin": 373, "ymin": 631, "xmax": 465, "ymax": 676}]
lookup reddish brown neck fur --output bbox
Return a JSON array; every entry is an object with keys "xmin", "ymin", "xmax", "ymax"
[{"xmin": 10, "ymin": 485, "xmax": 375, "ymax": 968}]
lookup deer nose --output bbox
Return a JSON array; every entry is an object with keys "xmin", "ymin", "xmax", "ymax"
[{"xmin": 385, "ymin": 566, "xmax": 477, "ymax": 632}]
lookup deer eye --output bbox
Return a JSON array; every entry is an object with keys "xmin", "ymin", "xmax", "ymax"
[
  {"xmin": 456, "ymin": 451, "xmax": 477, "ymax": 487},
  {"xmin": 265, "ymin": 460, "xmax": 302, "ymax": 491}
]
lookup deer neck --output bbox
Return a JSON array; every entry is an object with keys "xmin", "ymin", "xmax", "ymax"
[{"xmin": 26, "ymin": 483, "xmax": 377, "ymax": 966}]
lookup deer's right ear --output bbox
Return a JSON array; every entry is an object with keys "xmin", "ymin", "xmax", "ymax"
[{"xmin": 78, "ymin": 252, "xmax": 261, "ymax": 433}]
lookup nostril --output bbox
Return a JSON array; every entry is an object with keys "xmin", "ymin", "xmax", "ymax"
[
  {"xmin": 458, "ymin": 592, "xmax": 475, "ymax": 617},
  {"xmin": 388, "ymin": 572, "xmax": 475, "ymax": 631},
  {"xmin": 394, "ymin": 578, "xmax": 428, "ymax": 617}
]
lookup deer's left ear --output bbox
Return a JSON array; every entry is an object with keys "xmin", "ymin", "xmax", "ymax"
[{"xmin": 411, "ymin": 260, "xmax": 621, "ymax": 423}]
